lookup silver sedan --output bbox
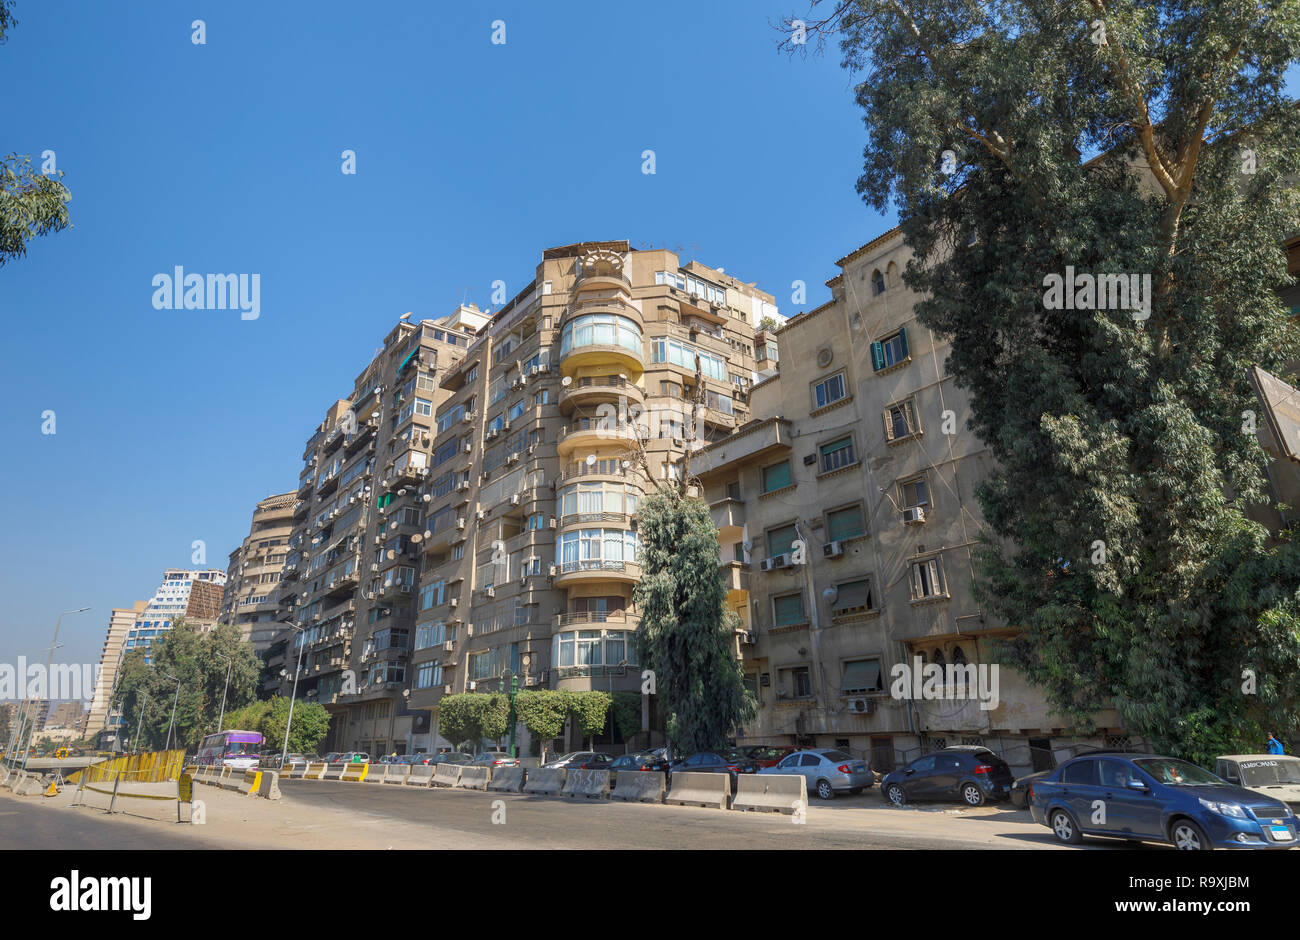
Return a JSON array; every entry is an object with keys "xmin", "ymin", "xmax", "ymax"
[{"xmin": 759, "ymin": 748, "xmax": 873, "ymax": 800}]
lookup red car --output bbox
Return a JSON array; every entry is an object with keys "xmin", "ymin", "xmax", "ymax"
[{"xmin": 743, "ymin": 745, "xmax": 806, "ymax": 769}]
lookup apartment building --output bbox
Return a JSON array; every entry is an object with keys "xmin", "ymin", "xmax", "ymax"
[
  {"xmin": 693, "ymin": 231, "xmax": 1129, "ymax": 776},
  {"xmin": 395, "ymin": 240, "xmax": 778, "ymax": 756},
  {"xmin": 85, "ymin": 600, "xmax": 147, "ymax": 740},
  {"xmin": 221, "ymin": 491, "xmax": 296, "ymax": 652},
  {"xmin": 272, "ymin": 311, "xmax": 481, "ymax": 752},
  {"xmin": 124, "ymin": 569, "xmax": 227, "ymax": 665}
]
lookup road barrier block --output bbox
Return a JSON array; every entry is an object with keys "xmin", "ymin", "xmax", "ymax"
[
  {"xmin": 732, "ymin": 773, "xmax": 806, "ymax": 815},
  {"xmin": 14, "ymin": 772, "xmax": 44, "ymax": 796},
  {"xmin": 610, "ymin": 770, "xmax": 666, "ymax": 803},
  {"xmin": 286, "ymin": 764, "xmax": 309, "ymax": 779},
  {"xmin": 236, "ymin": 770, "xmax": 263, "ymax": 796},
  {"xmin": 341, "ymin": 762, "xmax": 369, "ymax": 783},
  {"xmin": 363, "ymin": 765, "xmax": 387, "ymax": 784},
  {"xmin": 664, "ymin": 772, "xmax": 730, "ymax": 809},
  {"xmin": 487, "ymin": 767, "xmax": 526, "ymax": 792},
  {"xmin": 258, "ymin": 771, "xmax": 281, "ymax": 801},
  {"xmin": 561, "ymin": 769, "xmax": 610, "ymax": 800},
  {"xmin": 218, "ymin": 767, "xmax": 234, "ymax": 786},
  {"xmin": 324, "ymin": 762, "xmax": 348, "ymax": 780},
  {"xmin": 383, "ymin": 765, "xmax": 410, "ymax": 785},
  {"xmin": 457, "ymin": 766, "xmax": 491, "ymax": 790},
  {"xmin": 406, "ymin": 765, "xmax": 435, "ymax": 787},
  {"xmin": 305, "ymin": 762, "xmax": 327, "ymax": 780},
  {"xmin": 522, "ymin": 767, "xmax": 566, "ymax": 796},
  {"xmin": 433, "ymin": 763, "xmax": 462, "ymax": 788}
]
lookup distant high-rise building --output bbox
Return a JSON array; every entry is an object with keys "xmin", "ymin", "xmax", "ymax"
[
  {"xmin": 86, "ymin": 600, "xmax": 146, "ymax": 739},
  {"xmin": 220, "ymin": 491, "xmax": 296, "ymax": 652},
  {"xmin": 125, "ymin": 569, "xmax": 228, "ymax": 664}
]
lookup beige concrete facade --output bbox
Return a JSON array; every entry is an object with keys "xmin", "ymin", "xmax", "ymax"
[
  {"xmin": 220, "ymin": 491, "xmax": 296, "ymax": 651},
  {"xmin": 693, "ymin": 230, "xmax": 1129, "ymax": 776},
  {"xmin": 86, "ymin": 600, "xmax": 147, "ymax": 740}
]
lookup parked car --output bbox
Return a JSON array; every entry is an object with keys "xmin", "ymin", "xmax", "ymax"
[
  {"xmin": 432, "ymin": 752, "xmax": 474, "ymax": 765},
  {"xmin": 1031, "ymin": 753, "xmax": 1298, "ymax": 849},
  {"xmin": 542, "ymin": 751, "xmax": 613, "ymax": 770},
  {"xmin": 880, "ymin": 746, "xmax": 1014, "ymax": 807},
  {"xmin": 1213, "ymin": 754, "xmax": 1300, "ymax": 809},
  {"xmin": 608, "ymin": 752, "xmax": 671, "ymax": 784},
  {"xmin": 669, "ymin": 750, "xmax": 759, "ymax": 792},
  {"xmin": 1011, "ymin": 770, "xmax": 1053, "ymax": 809},
  {"xmin": 322, "ymin": 752, "xmax": 343, "ymax": 763},
  {"xmin": 760, "ymin": 748, "xmax": 872, "ymax": 800},
  {"xmin": 408, "ymin": 753, "xmax": 437, "ymax": 765},
  {"xmin": 471, "ymin": 752, "xmax": 521, "ymax": 768},
  {"xmin": 744, "ymin": 744, "xmax": 805, "ymax": 769},
  {"xmin": 339, "ymin": 751, "xmax": 370, "ymax": 764}
]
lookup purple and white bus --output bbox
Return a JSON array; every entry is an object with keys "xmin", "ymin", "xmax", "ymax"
[{"xmin": 197, "ymin": 730, "xmax": 264, "ymax": 770}]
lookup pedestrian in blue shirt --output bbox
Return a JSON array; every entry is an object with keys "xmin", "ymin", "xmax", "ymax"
[{"xmin": 1266, "ymin": 733, "xmax": 1284, "ymax": 755}]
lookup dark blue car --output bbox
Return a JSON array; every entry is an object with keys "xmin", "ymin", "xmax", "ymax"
[{"xmin": 1031, "ymin": 753, "xmax": 1297, "ymax": 849}]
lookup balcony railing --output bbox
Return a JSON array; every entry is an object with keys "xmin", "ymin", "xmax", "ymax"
[
  {"xmin": 556, "ymin": 560, "xmax": 642, "ymax": 577},
  {"xmin": 559, "ymin": 511, "xmax": 630, "ymax": 528},
  {"xmin": 553, "ymin": 610, "xmax": 636, "ymax": 627}
]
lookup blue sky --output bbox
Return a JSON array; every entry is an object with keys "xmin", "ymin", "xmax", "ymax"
[
  {"xmin": 2, "ymin": 2, "xmax": 1297, "ymax": 675},
  {"xmin": 0, "ymin": 1, "xmax": 882, "ymax": 670}
]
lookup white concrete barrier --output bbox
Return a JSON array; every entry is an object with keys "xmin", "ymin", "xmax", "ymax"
[
  {"xmin": 487, "ymin": 767, "xmax": 526, "ymax": 792},
  {"xmin": 383, "ymin": 765, "xmax": 410, "ymax": 785},
  {"xmin": 664, "ymin": 772, "xmax": 730, "ymax": 809},
  {"xmin": 522, "ymin": 767, "xmax": 566, "ymax": 796},
  {"xmin": 258, "ymin": 771, "xmax": 282, "ymax": 801},
  {"xmin": 433, "ymin": 763, "xmax": 462, "ymax": 788},
  {"xmin": 561, "ymin": 769, "xmax": 610, "ymax": 800},
  {"xmin": 305, "ymin": 762, "xmax": 327, "ymax": 780},
  {"xmin": 363, "ymin": 765, "xmax": 388, "ymax": 784},
  {"xmin": 732, "ymin": 773, "xmax": 806, "ymax": 815},
  {"xmin": 406, "ymin": 765, "xmax": 436, "ymax": 787},
  {"xmin": 324, "ymin": 762, "xmax": 348, "ymax": 780},
  {"xmin": 610, "ymin": 770, "xmax": 666, "ymax": 803},
  {"xmin": 458, "ymin": 766, "xmax": 491, "ymax": 790}
]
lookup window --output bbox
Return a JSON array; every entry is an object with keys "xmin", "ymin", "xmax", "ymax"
[
  {"xmin": 841, "ymin": 658, "xmax": 883, "ymax": 694},
  {"xmin": 819, "ymin": 437, "xmax": 856, "ymax": 473},
  {"xmin": 437, "ymin": 404, "xmax": 465, "ymax": 434},
  {"xmin": 527, "ymin": 513, "xmax": 546, "ymax": 530},
  {"xmin": 650, "ymin": 338, "xmax": 727, "ymax": 381},
  {"xmin": 872, "ymin": 270, "xmax": 886, "ymax": 295},
  {"xmin": 654, "ymin": 270, "xmax": 686, "ymax": 290},
  {"xmin": 833, "ymin": 578, "xmax": 874, "ymax": 615},
  {"xmin": 784, "ymin": 666, "xmax": 812, "ymax": 698},
  {"xmin": 419, "ymin": 581, "xmax": 445, "ymax": 610},
  {"xmin": 773, "ymin": 593, "xmax": 806, "ymax": 627},
  {"xmin": 826, "ymin": 505, "xmax": 865, "ymax": 542},
  {"xmin": 900, "ymin": 476, "xmax": 929, "ymax": 509},
  {"xmin": 812, "ymin": 372, "xmax": 846, "ymax": 409},
  {"xmin": 910, "ymin": 557, "xmax": 946, "ymax": 600},
  {"xmin": 415, "ymin": 661, "xmax": 443, "ymax": 689},
  {"xmin": 762, "ymin": 460, "xmax": 792, "ymax": 493},
  {"xmin": 871, "ymin": 328, "xmax": 909, "ymax": 371},
  {"xmin": 884, "ymin": 400, "xmax": 919, "ymax": 441},
  {"xmin": 560, "ymin": 314, "xmax": 642, "ymax": 357},
  {"xmin": 1062, "ymin": 760, "xmax": 1098, "ymax": 786},
  {"xmin": 767, "ymin": 523, "xmax": 798, "ymax": 558},
  {"xmin": 508, "ymin": 400, "xmax": 526, "ymax": 422}
]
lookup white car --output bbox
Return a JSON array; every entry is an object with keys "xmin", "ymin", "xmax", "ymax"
[{"xmin": 1214, "ymin": 754, "xmax": 1300, "ymax": 809}]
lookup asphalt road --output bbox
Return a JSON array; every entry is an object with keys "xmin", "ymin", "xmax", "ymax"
[
  {"xmin": 0, "ymin": 793, "xmax": 227, "ymax": 850},
  {"xmin": 275, "ymin": 778, "xmax": 1038, "ymax": 849}
]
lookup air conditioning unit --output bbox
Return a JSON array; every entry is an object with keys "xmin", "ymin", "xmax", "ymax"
[
  {"xmin": 760, "ymin": 554, "xmax": 790, "ymax": 572},
  {"xmin": 475, "ymin": 509, "xmax": 485, "ymax": 521},
  {"xmin": 456, "ymin": 517, "xmax": 466, "ymax": 530},
  {"xmin": 463, "ymin": 442, "xmax": 473, "ymax": 453},
  {"xmin": 443, "ymin": 640, "xmax": 455, "ymax": 652},
  {"xmin": 847, "ymin": 698, "xmax": 874, "ymax": 715},
  {"xmin": 457, "ymin": 480, "xmax": 471, "ymax": 492},
  {"xmin": 484, "ymin": 587, "xmax": 496, "ymax": 598},
  {"xmin": 462, "ymin": 412, "xmax": 474, "ymax": 424},
  {"xmin": 371, "ymin": 563, "xmax": 379, "ymax": 572},
  {"xmin": 312, "ymin": 614, "xmax": 321, "ymax": 621},
  {"xmin": 527, "ymin": 444, "xmax": 536, "ymax": 455},
  {"xmin": 400, "ymin": 584, "xmax": 412, "ymax": 594},
  {"xmin": 449, "ymin": 597, "xmax": 459, "ymax": 608},
  {"xmin": 486, "ymin": 428, "xmax": 500, "ymax": 441},
  {"xmin": 548, "ymin": 565, "xmax": 558, "ymax": 577},
  {"xmin": 537, "ymin": 364, "xmax": 549, "ymax": 374},
  {"xmin": 548, "ymin": 517, "xmax": 557, "ymax": 529},
  {"xmin": 519, "ymin": 574, "xmax": 528, "ymax": 586},
  {"xmin": 443, "ymin": 684, "xmax": 453, "ymax": 695},
  {"xmin": 507, "ymin": 452, "xmax": 520, "ymax": 464},
  {"xmin": 374, "ymin": 536, "xmax": 381, "ymax": 545},
  {"xmin": 823, "ymin": 541, "xmax": 844, "ymax": 559},
  {"xmin": 902, "ymin": 507, "xmax": 926, "ymax": 525},
  {"xmin": 503, "ymin": 421, "xmax": 512, "ymax": 431},
  {"xmin": 742, "ymin": 631, "xmax": 756, "ymax": 645},
  {"xmin": 510, "ymin": 494, "xmax": 520, "ymax": 505}
]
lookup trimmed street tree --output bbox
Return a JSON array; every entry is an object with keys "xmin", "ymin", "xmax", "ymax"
[{"xmin": 789, "ymin": 0, "xmax": 1300, "ymax": 761}]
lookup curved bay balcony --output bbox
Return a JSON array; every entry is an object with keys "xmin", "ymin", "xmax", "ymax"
[
  {"xmin": 558, "ymin": 312, "xmax": 644, "ymax": 378},
  {"xmin": 556, "ymin": 419, "xmax": 640, "ymax": 458},
  {"xmin": 558, "ymin": 376, "xmax": 644, "ymax": 416},
  {"xmin": 552, "ymin": 558, "xmax": 642, "ymax": 587}
]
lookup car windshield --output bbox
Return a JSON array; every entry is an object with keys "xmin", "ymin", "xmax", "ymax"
[
  {"xmin": 1238, "ymin": 759, "xmax": 1300, "ymax": 786},
  {"xmin": 1133, "ymin": 759, "xmax": 1222, "ymax": 787},
  {"xmin": 821, "ymin": 750, "xmax": 854, "ymax": 762}
]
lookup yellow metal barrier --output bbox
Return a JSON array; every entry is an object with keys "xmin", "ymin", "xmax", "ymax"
[{"xmin": 71, "ymin": 750, "xmax": 186, "ymax": 785}]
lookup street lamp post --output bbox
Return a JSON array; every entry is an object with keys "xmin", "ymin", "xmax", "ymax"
[
  {"xmin": 216, "ymin": 654, "xmax": 234, "ymax": 732},
  {"xmin": 502, "ymin": 670, "xmax": 519, "ymax": 759},
  {"xmin": 163, "ymin": 674, "xmax": 182, "ymax": 752},
  {"xmin": 22, "ymin": 607, "xmax": 89, "ymax": 771},
  {"xmin": 134, "ymin": 692, "xmax": 148, "ymax": 752},
  {"xmin": 277, "ymin": 618, "xmax": 306, "ymax": 771}
]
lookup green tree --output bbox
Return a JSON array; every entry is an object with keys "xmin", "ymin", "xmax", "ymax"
[
  {"xmin": 611, "ymin": 692, "xmax": 643, "ymax": 744},
  {"xmin": 565, "ymin": 690, "xmax": 612, "ymax": 750},
  {"xmin": 437, "ymin": 694, "xmax": 510, "ymax": 751},
  {"xmin": 790, "ymin": 0, "xmax": 1300, "ymax": 761},
  {"xmin": 514, "ymin": 690, "xmax": 567, "ymax": 761},
  {"xmin": 633, "ymin": 485, "xmax": 755, "ymax": 754},
  {"xmin": 261, "ymin": 697, "xmax": 331, "ymax": 755}
]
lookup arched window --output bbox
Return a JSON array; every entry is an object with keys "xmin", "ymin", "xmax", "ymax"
[
  {"xmin": 931, "ymin": 648, "xmax": 946, "ymax": 668},
  {"xmin": 872, "ymin": 270, "xmax": 886, "ymax": 296}
]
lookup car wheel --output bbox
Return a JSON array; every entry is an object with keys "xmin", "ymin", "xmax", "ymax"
[
  {"xmin": 961, "ymin": 782, "xmax": 985, "ymax": 807},
  {"xmin": 1170, "ymin": 819, "xmax": 1212, "ymax": 851},
  {"xmin": 1050, "ymin": 808, "xmax": 1082, "ymax": 845},
  {"xmin": 885, "ymin": 783, "xmax": 906, "ymax": 806},
  {"xmin": 815, "ymin": 779, "xmax": 834, "ymax": 801}
]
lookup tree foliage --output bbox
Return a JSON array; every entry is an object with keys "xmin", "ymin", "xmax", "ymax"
[
  {"xmin": 791, "ymin": 0, "xmax": 1300, "ymax": 761},
  {"xmin": 437, "ymin": 693, "xmax": 510, "ymax": 750},
  {"xmin": 111, "ymin": 619, "xmax": 266, "ymax": 752},
  {"xmin": 633, "ymin": 485, "xmax": 755, "ymax": 754}
]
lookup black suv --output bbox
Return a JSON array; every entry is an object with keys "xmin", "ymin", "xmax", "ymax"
[{"xmin": 880, "ymin": 746, "xmax": 1015, "ymax": 806}]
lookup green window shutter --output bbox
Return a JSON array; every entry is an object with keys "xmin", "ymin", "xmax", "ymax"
[
  {"xmin": 871, "ymin": 341, "xmax": 885, "ymax": 371},
  {"xmin": 763, "ymin": 461, "xmax": 792, "ymax": 492},
  {"xmin": 897, "ymin": 327, "xmax": 909, "ymax": 360}
]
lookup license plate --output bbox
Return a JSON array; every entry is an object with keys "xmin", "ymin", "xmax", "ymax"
[
  {"xmin": 854, "ymin": 765, "xmax": 867, "ymax": 773},
  {"xmin": 1269, "ymin": 825, "xmax": 1293, "ymax": 841}
]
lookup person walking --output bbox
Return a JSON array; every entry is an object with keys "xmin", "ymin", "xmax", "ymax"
[{"xmin": 1266, "ymin": 732, "xmax": 1285, "ymax": 755}]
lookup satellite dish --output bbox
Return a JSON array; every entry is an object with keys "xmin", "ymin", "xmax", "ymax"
[
  {"xmin": 422, "ymin": 494, "xmax": 432, "ymax": 503},
  {"xmin": 387, "ymin": 550, "xmax": 396, "ymax": 560},
  {"xmin": 411, "ymin": 533, "xmax": 423, "ymax": 544},
  {"xmin": 586, "ymin": 454, "xmax": 597, "ymax": 466},
  {"xmin": 621, "ymin": 460, "xmax": 630, "ymax": 469},
  {"xmin": 398, "ymin": 488, "xmax": 408, "ymax": 496},
  {"xmin": 561, "ymin": 376, "xmax": 572, "ymax": 387}
]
